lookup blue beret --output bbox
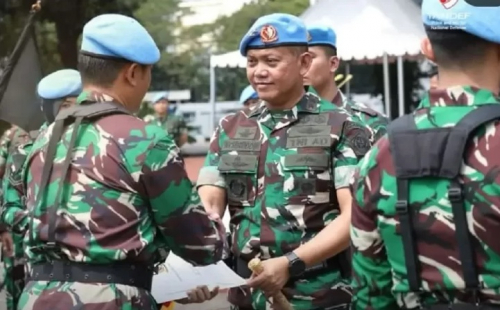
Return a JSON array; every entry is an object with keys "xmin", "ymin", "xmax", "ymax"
[
  {"xmin": 307, "ymin": 25, "xmax": 336, "ymax": 49},
  {"xmin": 422, "ymin": 0, "xmax": 500, "ymax": 44},
  {"xmin": 239, "ymin": 13, "xmax": 308, "ymax": 56},
  {"xmin": 153, "ymin": 92, "xmax": 169, "ymax": 104},
  {"xmin": 81, "ymin": 14, "xmax": 160, "ymax": 65},
  {"xmin": 37, "ymin": 69, "xmax": 82, "ymax": 100},
  {"xmin": 239, "ymin": 85, "xmax": 258, "ymax": 104}
]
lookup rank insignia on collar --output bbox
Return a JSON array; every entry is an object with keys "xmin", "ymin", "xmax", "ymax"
[{"xmin": 260, "ymin": 25, "xmax": 278, "ymax": 43}]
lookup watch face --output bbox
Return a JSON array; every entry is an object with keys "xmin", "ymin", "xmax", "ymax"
[{"xmin": 290, "ymin": 259, "xmax": 306, "ymax": 277}]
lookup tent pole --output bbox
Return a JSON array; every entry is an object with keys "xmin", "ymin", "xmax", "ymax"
[
  {"xmin": 345, "ymin": 62, "xmax": 351, "ymax": 97},
  {"xmin": 383, "ymin": 53, "xmax": 391, "ymax": 119},
  {"xmin": 397, "ymin": 56, "xmax": 405, "ymax": 116},
  {"xmin": 209, "ymin": 58, "xmax": 216, "ymax": 132}
]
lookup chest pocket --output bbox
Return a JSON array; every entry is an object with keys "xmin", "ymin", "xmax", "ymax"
[
  {"xmin": 283, "ymin": 124, "xmax": 332, "ymax": 205},
  {"xmin": 218, "ymin": 127, "xmax": 260, "ymax": 207}
]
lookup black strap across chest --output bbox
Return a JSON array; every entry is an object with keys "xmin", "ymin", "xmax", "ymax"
[
  {"xmin": 28, "ymin": 102, "xmax": 130, "ymax": 248},
  {"xmin": 388, "ymin": 104, "xmax": 500, "ymax": 294}
]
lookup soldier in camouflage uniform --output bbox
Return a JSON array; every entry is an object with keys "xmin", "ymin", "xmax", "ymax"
[
  {"xmin": 304, "ymin": 25, "xmax": 388, "ymax": 142},
  {"xmin": 351, "ymin": 1, "xmax": 500, "ymax": 310},
  {"xmin": 1, "ymin": 14, "xmax": 224, "ymax": 310},
  {"xmin": 239, "ymin": 85, "xmax": 259, "ymax": 109},
  {"xmin": 144, "ymin": 93, "xmax": 188, "ymax": 147},
  {"xmin": 197, "ymin": 13, "xmax": 372, "ymax": 310},
  {"xmin": 0, "ymin": 126, "xmax": 30, "ymax": 310}
]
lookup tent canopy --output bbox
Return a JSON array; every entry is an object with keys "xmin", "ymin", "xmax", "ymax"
[{"xmin": 210, "ymin": 0, "xmax": 425, "ymax": 68}]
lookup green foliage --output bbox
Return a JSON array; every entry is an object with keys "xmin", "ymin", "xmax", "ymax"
[
  {"xmin": 136, "ymin": 102, "xmax": 154, "ymax": 119},
  {"xmin": 205, "ymin": 0, "xmax": 310, "ymax": 53}
]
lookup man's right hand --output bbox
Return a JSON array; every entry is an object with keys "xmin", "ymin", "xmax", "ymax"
[
  {"xmin": 0, "ymin": 231, "xmax": 13, "ymax": 257},
  {"xmin": 176, "ymin": 285, "xmax": 220, "ymax": 304}
]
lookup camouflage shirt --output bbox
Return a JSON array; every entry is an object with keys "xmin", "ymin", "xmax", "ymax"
[
  {"xmin": 5, "ymin": 90, "xmax": 224, "ymax": 264},
  {"xmin": 332, "ymin": 90, "xmax": 389, "ymax": 142},
  {"xmin": 350, "ymin": 86, "xmax": 500, "ymax": 309},
  {"xmin": 0, "ymin": 127, "xmax": 30, "ymax": 233},
  {"xmin": 0, "ymin": 127, "xmax": 14, "ymax": 180},
  {"xmin": 144, "ymin": 113, "xmax": 188, "ymax": 146},
  {"xmin": 198, "ymin": 92, "xmax": 372, "ymax": 310},
  {"xmin": 1, "ymin": 132, "xmax": 32, "ymax": 260}
]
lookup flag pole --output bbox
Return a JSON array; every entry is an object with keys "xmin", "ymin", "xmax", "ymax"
[{"xmin": 0, "ymin": 0, "xmax": 43, "ymax": 105}]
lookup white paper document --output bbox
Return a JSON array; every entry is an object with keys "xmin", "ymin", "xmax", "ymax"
[{"xmin": 151, "ymin": 253, "xmax": 246, "ymax": 304}]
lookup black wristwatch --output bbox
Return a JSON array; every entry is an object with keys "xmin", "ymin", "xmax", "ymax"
[{"xmin": 285, "ymin": 252, "xmax": 306, "ymax": 277}]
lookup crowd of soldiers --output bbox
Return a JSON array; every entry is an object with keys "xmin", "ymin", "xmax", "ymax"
[{"xmin": 0, "ymin": 0, "xmax": 498, "ymax": 309}]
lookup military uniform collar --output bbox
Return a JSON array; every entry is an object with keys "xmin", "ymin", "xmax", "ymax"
[
  {"xmin": 331, "ymin": 90, "xmax": 348, "ymax": 108},
  {"xmin": 76, "ymin": 90, "xmax": 117, "ymax": 105},
  {"xmin": 248, "ymin": 92, "xmax": 321, "ymax": 131},
  {"xmin": 248, "ymin": 92, "xmax": 322, "ymax": 118},
  {"xmin": 419, "ymin": 85, "xmax": 500, "ymax": 108}
]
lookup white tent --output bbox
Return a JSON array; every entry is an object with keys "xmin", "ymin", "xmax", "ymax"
[{"xmin": 208, "ymin": 0, "xmax": 425, "ymax": 129}]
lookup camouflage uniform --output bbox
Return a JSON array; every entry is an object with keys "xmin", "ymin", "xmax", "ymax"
[
  {"xmin": 350, "ymin": 86, "xmax": 500, "ymax": 309},
  {"xmin": 0, "ymin": 127, "xmax": 31, "ymax": 310},
  {"xmin": 145, "ymin": 114, "xmax": 188, "ymax": 147},
  {"xmin": 1, "ymin": 91, "xmax": 224, "ymax": 310},
  {"xmin": 199, "ymin": 92, "xmax": 372, "ymax": 310},
  {"xmin": 331, "ymin": 91, "xmax": 388, "ymax": 142}
]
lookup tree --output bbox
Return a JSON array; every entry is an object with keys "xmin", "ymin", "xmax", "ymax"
[
  {"xmin": 0, "ymin": 0, "xmax": 147, "ymax": 69},
  {"xmin": 210, "ymin": 0, "xmax": 310, "ymax": 53}
]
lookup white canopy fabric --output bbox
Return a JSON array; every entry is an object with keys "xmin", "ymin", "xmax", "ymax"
[
  {"xmin": 210, "ymin": 50, "xmax": 245, "ymax": 68},
  {"xmin": 210, "ymin": 0, "xmax": 425, "ymax": 67}
]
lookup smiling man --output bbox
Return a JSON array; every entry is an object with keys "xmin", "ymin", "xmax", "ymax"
[{"xmin": 197, "ymin": 13, "xmax": 372, "ymax": 310}]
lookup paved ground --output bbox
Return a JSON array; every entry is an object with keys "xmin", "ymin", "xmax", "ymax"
[{"xmin": 184, "ymin": 156, "xmax": 205, "ymax": 182}]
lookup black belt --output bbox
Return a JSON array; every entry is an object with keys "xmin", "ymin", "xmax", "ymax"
[
  {"xmin": 29, "ymin": 261, "xmax": 154, "ymax": 291},
  {"xmin": 420, "ymin": 304, "xmax": 500, "ymax": 310}
]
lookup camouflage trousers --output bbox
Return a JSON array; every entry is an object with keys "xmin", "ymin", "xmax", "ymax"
[
  {"xmin": 18, "ymin": 281, "xmax": 159, "ymax": 310},
  {"xmin": 2, "ymin": 256, "xmax": 25, "ymax": 310}
]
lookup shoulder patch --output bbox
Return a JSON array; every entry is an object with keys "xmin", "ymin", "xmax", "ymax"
[{"xmin": 350, "ymin": 104, "xmax": 378, "ymax": 117}]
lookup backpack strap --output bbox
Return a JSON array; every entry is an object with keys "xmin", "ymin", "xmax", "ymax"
[
  {"xmin": 388, "ymin": 104, "xmax": 500, "ymax": 296},
  {"xmin": 28, "ymin": 102, "xmax": 130, "ymax": 249}
]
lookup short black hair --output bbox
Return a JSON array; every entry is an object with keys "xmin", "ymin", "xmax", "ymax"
[
  {"xmin": 287, "ymin": 45, "xmax": 308, "ymax": 56},
  {"xmin": 319, "ymin": 45, "xmax": 337, "ymax": 57},
  {"xmin": 77, "ymin": 54, "xmax": 130, "ymax": 87},
  {"xmin": 425, "ymin": 26, "xmax": 493, "ymax": 68}
]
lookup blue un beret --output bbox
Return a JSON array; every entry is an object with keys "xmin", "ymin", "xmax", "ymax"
[
  {"xmin": 422, "ymin": 0, "xmax": 500, "ymax": 45},
  {"xmin": 239, "ymin": 13, "xmax": 308, "ymax": 56},
  {"xmin": 81, "ymin": 14, "xmax": 160, "ymax": 65},
  {"xmin": 307, "ymin": 25, "xmax": 336, "ymax": 49},
  {"xmin": 37, "ymin": 69, "xmax": 82, "ymax": 100},
  {"xmin": 239, "ymin": 85, "xmax": 258, "ymax": 104},
  {"xmin": 153, "ymin": 92, "xmax": 169, "ymax": 104}
]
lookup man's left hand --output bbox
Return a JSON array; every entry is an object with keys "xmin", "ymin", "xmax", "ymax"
[{"xmin": 246, "ymin": 256, "xmax": 289, "ymax": 296}]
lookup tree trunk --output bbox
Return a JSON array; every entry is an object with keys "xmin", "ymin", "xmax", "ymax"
[
  {"xmin": 51, "ymin": 0, "xmax": 85, "ymax": 68},
  {"xmin": 55, "ymin": 23, "xmax": 80, "ymax": 68}
]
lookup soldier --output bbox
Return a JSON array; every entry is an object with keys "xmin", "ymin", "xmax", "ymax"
[
  {"xmin": 304, "ymin": 25, "xmax": 388, "ymax": 142},
  {"xmin": 1, "ymin": 14, "xmax": 224, "ymax": 310},
  {"xmin": 239, "ymin": 85, "xmax": 259, "ymax": 109},
  {"xmin": 0, "ymin": 69, "xmax": 82, "ymax": 310},
  {"xmin": 145, "ymin": 93, "xmax": 189, "ymax": 147},
  {"xmin": 0, "ymin": 126, "xmax": 30, "ymax": 310},
  {"xmin": 350, "ymin": 1, "xmax": 500, "ymax": 309},
  {"xmin": 197, "ymin": 13, "xmax": 372, "ymax": 310}
]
